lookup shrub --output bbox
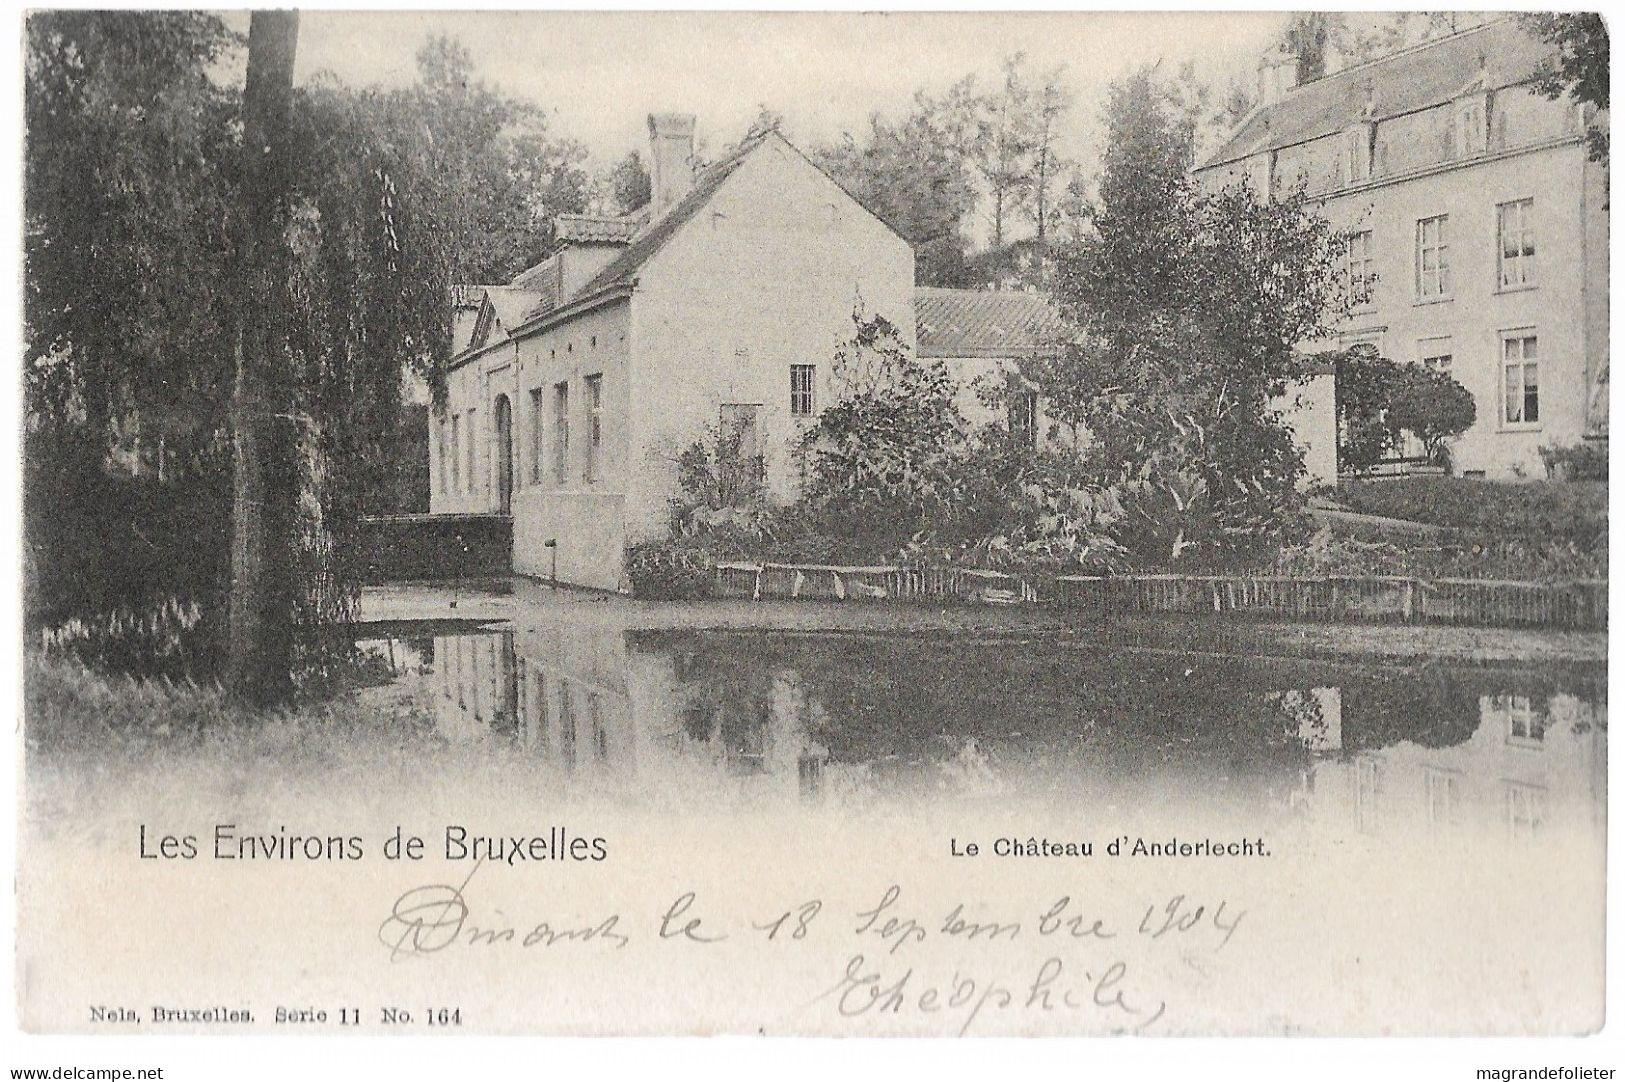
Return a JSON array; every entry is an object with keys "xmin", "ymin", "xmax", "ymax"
[
  {"xmin": 1539, "ymin": 441, "xmax": 1609, "ymax": 481},
  {"xmin": 668, "ymin": 421, "xmax": 771, "ymax": 535},
  {"xmin": 797, "ymin": 310, "xmax": 969, "ymax": 549},
  {"xmin": 625, "ymin": 538, "xmax": 717, "ymax": 600},
  {"xmin": 1337, "ymin": 346, "xmax": 1475, "ymax": 470},
  {"xmin": 1386, "ymin": 365, "xmax": 1476, "ymax": 466}
]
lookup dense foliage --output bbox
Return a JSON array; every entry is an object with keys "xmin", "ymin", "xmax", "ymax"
[
  {"xmin": 817, "ymin": 55, "xmax": 1081, "ymax": 289},
  {"xmin": 1336, "ymin": 345, "xmax": 1477, "ymax": 471},
  {"xmin": 1538, "ymin": 441, "xmax": 1609, "ymax": 482},
  {"xmin": 24, "ymin": 15, "xmax": 590, "ymax": 646},
  {"xmin": 1030, "ymin": 66, "xmax": 1348, "ymax": 567},
  {"xmin": 796, "ymin": 312, "xmax": 969, "ymax": 551},
  {"xmin": 1520, "ymin": 13, "xmax": 1610, "ymax": 163}
]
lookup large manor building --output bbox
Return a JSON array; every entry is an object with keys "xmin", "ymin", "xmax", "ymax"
[{"xmin": 1195, "ymin": 18, "xmax": 1609, "ymax": 479}]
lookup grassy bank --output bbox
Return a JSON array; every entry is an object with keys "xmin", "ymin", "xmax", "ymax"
[{"xmin": 1282, "ymin": 477, "xmax": 1608, "ymax": 582}]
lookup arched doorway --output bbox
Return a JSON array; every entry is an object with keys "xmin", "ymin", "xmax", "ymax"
[{"xmin": 494, "ymin": 394, "xmax": 514, "ymax": 515}]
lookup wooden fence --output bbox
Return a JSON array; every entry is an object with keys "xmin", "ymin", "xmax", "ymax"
[{"xmin": 712, "ymin": 562, "xmax": 1606, "ymax": 631}]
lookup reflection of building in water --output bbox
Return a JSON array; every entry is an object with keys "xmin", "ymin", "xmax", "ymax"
[
  {"xmin": 429, "ymin": 629, "xmax": 833, "ymax": 800},
  {"xmin": 432, "ymin": 633, "xmax": 519, "ymax": 742},
  {"xmin": 1305, "ymin": 689, "xmax": 1605, "ymax": 843},
  {"xmin": 422, "ymin": 627, "xmax": 1603, "ymax": 825}
]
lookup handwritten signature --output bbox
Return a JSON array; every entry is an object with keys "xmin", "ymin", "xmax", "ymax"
[
  {"xmin": 377, "ymin": 863, "xmax": 630, "ymax": 961},
  {"xmin": 820, "ymin": 953, "xmax": 1168, "ymax": 1036}
]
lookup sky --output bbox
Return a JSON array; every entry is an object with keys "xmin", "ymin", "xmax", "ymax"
[{"xmin": 230, "ymin": 10, "xmax": 1294, "ymax": 172}]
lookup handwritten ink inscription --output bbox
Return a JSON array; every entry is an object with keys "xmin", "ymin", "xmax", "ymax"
[{"xmin": 376, "ymin": 872, "xmax": 1248, "ymax": 1035}]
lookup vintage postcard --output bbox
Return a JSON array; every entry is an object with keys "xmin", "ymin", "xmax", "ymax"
[{"xmin": 14, "ymin": 6, "xmax": 1611, "ymax": 1059}]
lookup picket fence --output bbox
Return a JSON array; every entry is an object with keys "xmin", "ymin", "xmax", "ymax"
[{"xmin": 711, "ymin": 561, "xmax": 1607, "ymax": 631}]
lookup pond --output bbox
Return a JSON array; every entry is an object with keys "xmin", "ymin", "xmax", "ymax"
[
  {"xmin": 21, "ymin": 606, "xmax": 1609, "ymax": 1035},
  {"xmin": 354, "ymin": 618, "xmax": 1606, "ymax": 846}
]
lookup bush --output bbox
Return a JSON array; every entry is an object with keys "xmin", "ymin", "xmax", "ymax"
[
  {"xmin": 1336, "ymin": 346, "xmax": 1476, "ymax": 470},
  {"xmin": 797, "ymin": 311, "xmax": 969, "ymax": 550},
  {"xmin": 625, "ymin": 538, "xmax": 717, "ymax": 600},
  {"xmin": 1539, "ymin": 441, "xmax": 1609, "ymax": 481},
  {"xmin": 24, "ymin": 445, "xmax": 232, "ymax": 628},
  {"xmin": 1386, "ymin": 365, "xmax": 1476, "ymax": 465}
]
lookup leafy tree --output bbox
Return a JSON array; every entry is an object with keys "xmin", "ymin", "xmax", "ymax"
[
  {"xmin": 1520, "ymin": 13, "xmax": 1609, "ymax": 163},
  {"xmin": 1337, "ymin": 346, "xmax": 1476, "ymax": 471},
  {"xmin": 1035, "ymin": 66, "xmax": 1348, "ymax": 565},
  {"xmin": 1284, "ymin": 12, "xmax": 1333, "ymax": 82},
  {"xmin": 1388, "ymin": 366, "xmax": 1477, "ymax": 466},
  {"xmin": 25, "ymin": 14, "xmax": 593, "ymax": 697},
  {"xmin": 818, "ymin": 88, "xmax": 980, "ymax": 287},
  {"xmin": 1335, "ymin": 12, "xmax": 1495, "ymax": 66},
  {"xmin": 391, "ymin": 36, "xmax": 589, "ymax": 285},
  {"xmin": 976, "ymin": 54, "xmax": 1036, "ymax": 251},
  {"xmin": 25, "ymin": 11, "xmax": 242, "ymax": 464},
  {"xmin": 1054, "ymin": 65, "xmax": 1195, "ymax": 335},
  {"xmin": 1025, "ymin": 66, "xmax": 1074, "ymax": 247},
  {"xmin": 1334, "ymin": 346, "xmax": 1407, "ymax": 471},
  {"xmin": 602, "ymin": 149, "xmax": 651, "ymax": 214}
]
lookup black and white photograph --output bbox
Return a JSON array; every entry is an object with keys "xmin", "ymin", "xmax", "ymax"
[{"xmin": 10, "ymin": 6, "xmax": 1615, "ymax": 1074}]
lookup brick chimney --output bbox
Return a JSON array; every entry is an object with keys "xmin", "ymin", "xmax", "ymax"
[{"xmin": 647, "ymin": 112, "xmax": 697, "ymax": 213}]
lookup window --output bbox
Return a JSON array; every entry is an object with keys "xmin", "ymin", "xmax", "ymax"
[
  {"xmin": 529, "ymin": 388, "xmax": 545, "ymax": 485},
  {"xmin": 1455, "ymin": 98, "xmax": 1486, "ymax": 157},
  {"xmin": 1506, "ymin": 783, "xmax": 1545, "ymax": 840},
  {"xmin": 1419, "ymin": 337, "xmax": 1453, "ymax": 376},
  {"xmin": 1344, "ymin": 127, "xmax": 1370, "ymax": 183},
  {"xmin": 1502, "ymin": 333, "xmax": 1539, "ymax": 425},
  {"xmin": 1494, "ymin": 694, "xmax": 1548, "ymax": 746},
  {"xmin": 465, "ymin": 408, "xmax": 478, "ymax": 494},
  {"xmin": 449, "ymin": 414, "xmax": 462, "ymax": 495},
  {"xmin": 1009, "ymin": 390, "xmax": 1039, "ymax": 449},
  {"xmin": 1416, "ymin": 215, "xmax": 1450, "ymax": 299},
  {"xmin": 559, "ymin": 682, "xmax": 577, "ymax": 772},
  {"xmin": 790, "ymin": 364, "xmax": 816, "ymax": 417},
  {"xmin": 1497, "ymin": 199, "xmax": 1536, "ymax": 289},
  {"xmin": 588, "ymin": 691, "xmax": 608, "ymax": 762},
  {"xmin": 1347, "ymin": 230, "xmax": 1376, "ymax": 307},
  {"xmin": 584, "ymin": 374, "xmax": 603, "ymax": 482},
  {"xmin": 552, "ymin": 382, "xmax": 570, "ymax": 485}
]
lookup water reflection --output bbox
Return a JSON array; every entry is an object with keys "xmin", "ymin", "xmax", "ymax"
[{"xmin": 358, "ymin": 624, "xmax": 1605, "ymax": 841}]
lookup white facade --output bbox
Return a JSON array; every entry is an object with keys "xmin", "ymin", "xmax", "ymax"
[
  {"xmin": 430, "ymin": 124, "xmax": 914, "ymax": 590},
  {"xmin": 1196, "ymin": 20, "xmax": 1609, "ymax": 480}
]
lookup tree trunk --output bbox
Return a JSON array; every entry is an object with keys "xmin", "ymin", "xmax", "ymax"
[{"xmin": 227, "ymin": 11, "xmax": 300, "ymax": 705}]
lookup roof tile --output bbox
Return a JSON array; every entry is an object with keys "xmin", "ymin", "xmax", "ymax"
[{"xmin": 914, "ymin": 287, "xmax": 1068, "ymax": 358}]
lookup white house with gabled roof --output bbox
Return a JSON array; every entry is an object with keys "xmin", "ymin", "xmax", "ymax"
[{"xmin": 430, "ymin": 113, "xmax": 916, "ymax": 589}]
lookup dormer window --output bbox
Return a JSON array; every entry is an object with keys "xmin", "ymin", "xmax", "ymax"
[
  {"xmin": 1343, "ymin": 125, "xmax": 1372, "ymax": 184},
  {"xmin": 1454, "ymin": 94, "xmax": 1488, "ymax": 158}
]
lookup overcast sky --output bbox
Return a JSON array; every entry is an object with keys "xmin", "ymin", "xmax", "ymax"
[{"xmin": 231, "ymin": 10, "xmax": 1293, "ymax": 172}]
